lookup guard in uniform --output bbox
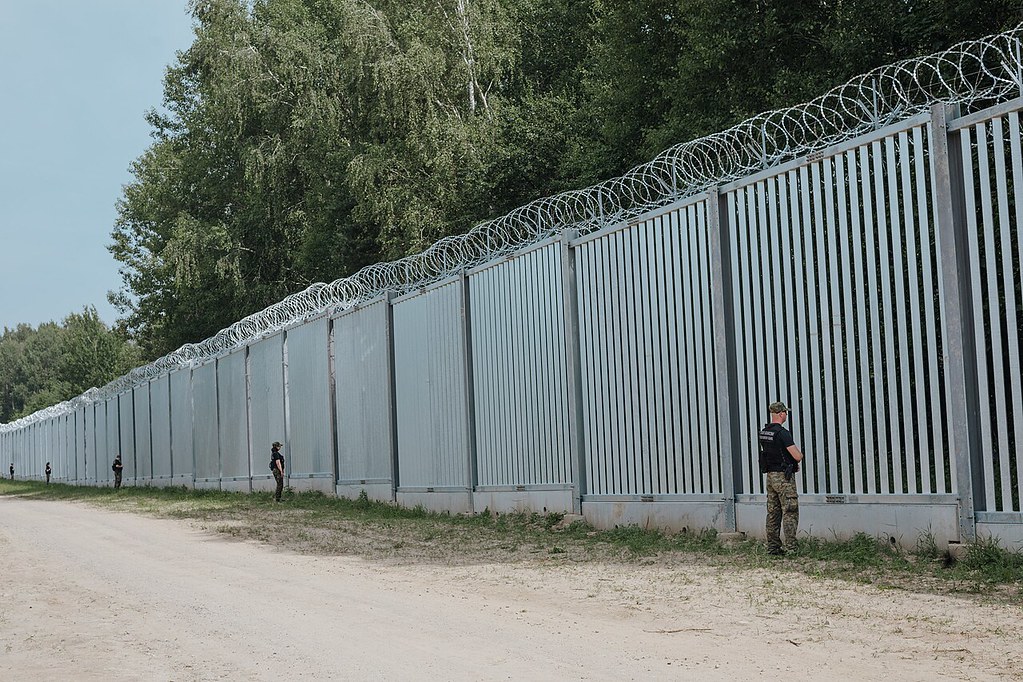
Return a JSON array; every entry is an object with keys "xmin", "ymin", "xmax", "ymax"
[
  {"xmin": 270, "ymin": 441, "xmax": 285, "ymax": 503},
  {"xmin": 759, "ymin": 401, "xmax": 804, "ymax": 555},
  {"xmin": 45, "ymin": 462, "xmax": 51, "ymax": 484},
  {"xmin": 112, "ymin": 455, "xmax": 124, "ymax": 490}
]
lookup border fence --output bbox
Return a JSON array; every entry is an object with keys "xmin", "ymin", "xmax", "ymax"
[{"xmin": 3, "ymin": 28, "xmax": 1023, "ymax": 549}]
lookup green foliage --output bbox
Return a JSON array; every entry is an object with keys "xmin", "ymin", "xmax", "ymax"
[
  {"xmin": 107, "ymin": 0, "xmax": 1023, "ymax": 358},
  {"xmin": 0, "ymin": 308, "xmax": 138, "ymax": 422}
]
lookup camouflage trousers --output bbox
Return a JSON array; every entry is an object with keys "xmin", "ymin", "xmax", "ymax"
[
  {"xmin": 114, "ymin": 472, "xmax": 122, "ymax": 490},
  {"xmin": 273, "ymin": 469, "xmax": 284, "ymax": 502},
  {"xmin": 765, "ymin": 472, "xmax": 799, "ymax": 553}
]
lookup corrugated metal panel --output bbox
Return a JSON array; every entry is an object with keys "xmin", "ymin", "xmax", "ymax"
[
  {"xmin": 576, "ymin": 203, "xmax": 721, "ymax": 496},
  {"xmin": 74, "ymin": 407, "xmax": 86, "ymax": 483},
  {"xmin": 248, "ymin": 334, "xmax": 286, "ymax": 477},
  {"xmin": 333, "ymin": 300, "xmax": 394, "ymax": 484},
  {"xmin": 469, "ymin": 243, "xmax": 571, "ymax": 487},
  {"xmin": 393, "ymin": 279, "xmax": 471, "ymax": 489},
  {"xmin": 84, "ymin": 405, "xmax": 96, "ymax": 483},
  {"xmin": 727, "ymin": 124, "xmax": 950, "ymax": 496},
  {"xmin": 117, "ymin": 392, "xmax": 136, "ymax": 481},
  {"xmin": 94, "ymin": 401, "xmax": 109, "ymax": 485},
  {"xmin": 170, "ymin": 368, "xmax": 193, "ymax": 481},
  {"xmin": 192, "ymin": 361, "xmax": 220, "ymax": 483},
  {"xmin": 56, "ymin": 416, "xmax": 68, "ymax": 482},
  {"xmin": 285, "ymin": 317, "xmax": 334, "ymax": 479},
  {"xmin": 217, "ymin": 350, "xmax": 250, "ymax": 481},
  {"xmin": 150, "ymin": 375, "xmax": 172, "ymax": 480},
  {"xmin": 961, "ymin": 114, "xmax": 1023, "ymax": 513},
  {"xmin": 105, "ymin": 397, "xmax": 119, "ymax": 482},
  {"xmin": 133, "ymin": 384, "xmax": 153, "ymax": 482}
]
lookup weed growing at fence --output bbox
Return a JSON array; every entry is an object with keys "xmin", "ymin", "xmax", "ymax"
[{"xmin": 1, "ymin": 479, "xmax": 1019, "ymax": 603}]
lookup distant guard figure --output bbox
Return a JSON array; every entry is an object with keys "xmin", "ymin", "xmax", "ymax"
[
  {"xmin": 8, "ymin": 463, "xmax": 13, "ymax": 480},
  {"xmin": 45, "ymin": 462, "xmax": 51, "ymax": 484},
  {"xmin": 270, "ymin": 441, "xmax": 285, "ymax": 503},
  {"xmin": 112, "ymin": 455, "xmax": 124, "ymax": 490},
  {"xmin": 759, "ymin": 402, "xmax": 804, "ymax": 556}
]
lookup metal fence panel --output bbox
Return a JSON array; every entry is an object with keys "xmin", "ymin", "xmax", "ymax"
[
  {"xmin": 218, "ymin": 350, "xmax": 250, "ymax": 483},
  {"xmin": 117, "ymin": 392, "xmax": 136, "ymax": 482},
  {"xmin": 105, "ymin": 396, "xmax": 119, "ymax": 482},
  {"xmin": 726, "ymin": 123, "xmax": 951, "ymax": 495},
  {"xmin": 133, "ymin": 384, "xmax": 153, "ymax": 483},
  {"xmin": 333, "ymin": 300, "xmax": 394, "ymax": 484},
  {"xmin": 469, "ymin": 242, "xmax": 572, "ymax": 487},
  {"xmin": 94, "ymin": 401, "xmax": 109, "ymax": 485},
  {"xmin": 74, "ymin": 407, "xmax": 86, "ymax": 483},
  {"xmin": 959, "ymin": 111, "xmax": 1023, "ymax": 513},
  {"xmin": 57, "ymin": 415, "xmax": 68, "ymax": 482},
  {"xmin": 285, "ymin": 317, "xmax": 334, "ymax": 480},
  {"xmin": 248, "ymin": 334, "xmax": 285, "ymax": 481},
  {"xmin": 84, "ymin": 404, "xmax": 96, "ymax": 483},
  {"xmin": 575, "ymin": 202, "xmax": 721, "ymax": 496},
  {"xmin": 170, "ymin": 368, "xmax": 193, "ymax": 482},
  {"xmin": 393, "ymin": 279, "xmax": 471, "ymax": 489},
  {"xmin": 192, "ymin": 361, "xmax": 220, "ymax": 484},
  {"xmin": 151, "ymin": 375, "xmax": 172, "ymax": 481}
]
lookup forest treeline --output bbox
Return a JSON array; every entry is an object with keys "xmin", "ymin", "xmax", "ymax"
[
  {"xmin": 6, "ymin": 0, "xmax": 1022, "ymax": 423},
  {"xmin": 109, "ymin": 0, "xmax": 1023, "ymax": 360},
  {"xmin": 0, "ymin": 309, "xmax": 141, "ymax": 423}
]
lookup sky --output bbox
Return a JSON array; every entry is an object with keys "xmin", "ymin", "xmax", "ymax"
[{"xmin": 0, "ymin": 1, "xmax": 195, "ymax": 331}]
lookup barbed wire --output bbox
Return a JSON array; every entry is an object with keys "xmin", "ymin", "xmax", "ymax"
[{"xmin": 3, "ymin": 25, "xmax": 1023, "ymax": 433}]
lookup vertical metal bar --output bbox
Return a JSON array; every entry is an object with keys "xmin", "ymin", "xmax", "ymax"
[
  {"xmin": 901, "ymin": 130, "xmax": 928, "ymax": 493},
  {"xmin": 461, "ymin": 275, "xmax": 477, "ymax": 506},
  {"xmin": 740, "ymin": 188, "xmax": 757, "ymax": 496},
  {"xmin": 914, "ymin": 126, "xmax": 946, "ymax": 493},
  {"xmin": 834, "ymin": 153, "xmax": 858, "ymax": 493},
  {"xmin": 650, "ymin": 216, "xmax": 668, "ymax": 494},
  {"xmin": 664, "ymin": 212, "xmax": 683, "ymax": 495},
  {"xmin": 1006, "ymin": 112, "xmax": 1023, "ymax": 510},
  {"xmin": 991, "ymin": 116, "xmax": 1020, "ymax": 510},
  {"xmin": 731, "ymin": 189, "xmax": 752, "ymax": 494},
  {"xmin": 978, "ymin": 120, "xmax": 1012, "ymax": 511},
  {"xmin": 708, "ymin": 190, "xmax": 739, "ymax": 522},
  {"xmin": 929, "ymin": 104, "xmax": 980, "ymax": 540},
  {"xmin": 865, "ymin": 143, "xmax": 890, "ymax": 494},
  {"xmin": 746, "ymin": 184, "xmax": 766, "ymax": 491},
  {"xmin": 797, "ymin": 164, "xmax": 818, "ymax": 493},
  {"xmin": 883, "ymin": 135, "xmax": 907, "ymax": 495},
  {"xmin": 821, "ymin": 158, "xmax": 842, "ymax": 494},
  {"xmin": 850, "ymin": 149, "xmax": 874, "ymax": 493},
  {"xmin": 635, "ymin": 221, "xmax": 653, "ymax": 494},
  {"xmin": 383, "ymin": 293, "xmax": 399, "ymax": 495},
  {"xmin": 695, "ymin": 204, "xmax": 717, "ymax": 493},
  {"xmin": 962, "ymin": 125, "xmax": 997, "ymax": 510},
  {"xmin": 681, "ymin": 208, "xmax": 701, "ymax": 492}
]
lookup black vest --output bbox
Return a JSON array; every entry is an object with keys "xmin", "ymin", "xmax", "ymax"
[{"xmin": 758, "ymin": 423, "xmax": 795, "ymax": 473}]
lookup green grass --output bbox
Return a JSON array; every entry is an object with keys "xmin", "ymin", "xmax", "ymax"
[{"xmin": 2, "ymin": 479, "xmax": 1020, "ymax": 602}]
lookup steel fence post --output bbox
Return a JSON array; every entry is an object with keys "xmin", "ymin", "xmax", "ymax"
[
  {"xmin": 707, "ymin": 188, "xmax": 741, "ymax": 531},
  {"xmin": 929, "ymin": 103, "xmax": 981, "ymax": 542},
  {"xmin": 561, "ymin": 228, "xmax": 587, "ymax": 515}
]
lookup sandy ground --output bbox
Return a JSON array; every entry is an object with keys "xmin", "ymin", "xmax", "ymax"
[{"xmin": 0, "ymin": 498, "xmax": 1020, "ymax": 681}]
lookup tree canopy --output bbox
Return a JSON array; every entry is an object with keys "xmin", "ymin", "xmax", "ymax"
[
  {"xmin": 0, "ymin": 309, "xmax": 141, "ymax": 423},
  {"xmin": 101, "ymin": 0, "xmax": 1021, "ymax": 360}
]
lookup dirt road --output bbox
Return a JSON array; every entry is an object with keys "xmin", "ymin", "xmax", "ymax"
[{"xmin": 0, "ymin": 497, "xmax": 1020, "ymax": 681}]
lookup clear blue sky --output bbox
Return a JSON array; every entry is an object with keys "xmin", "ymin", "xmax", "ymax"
[{"xmin": 0, "ymin": 1, "xmax": 195, "ymax": 331}]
